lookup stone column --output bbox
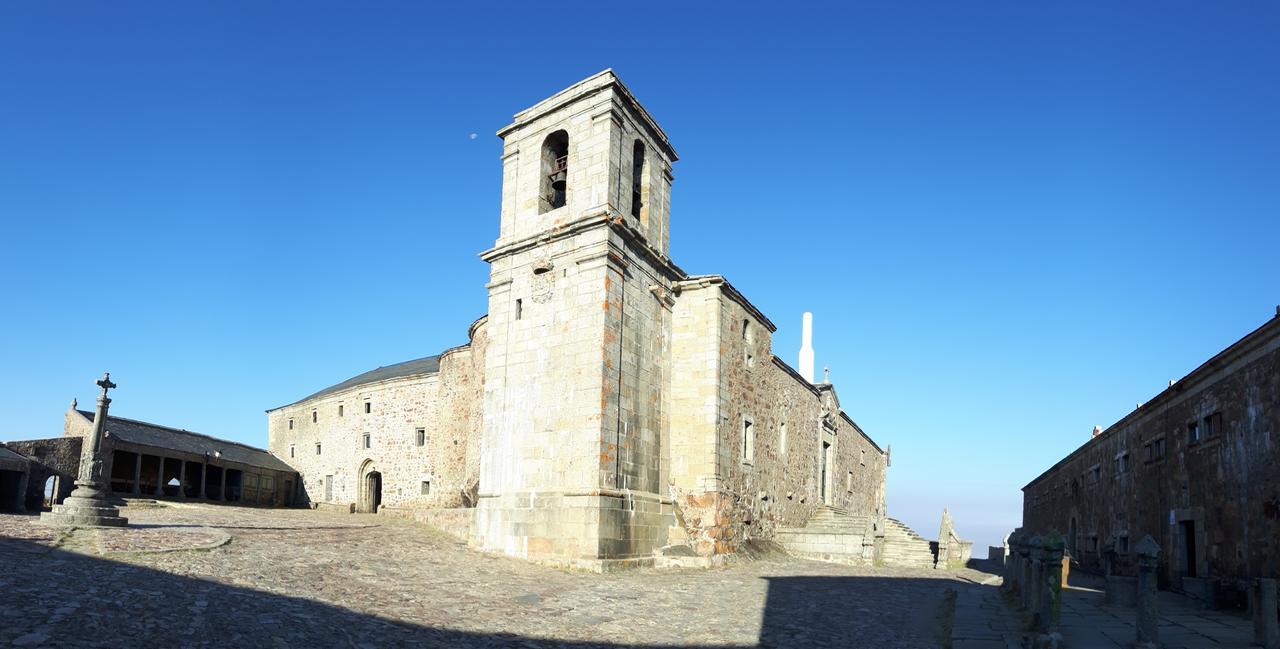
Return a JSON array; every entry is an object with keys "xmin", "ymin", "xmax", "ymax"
[
  {"xmin": 1135, "ymin": 534, "xmax": 1161, "ymax": 649},
  {"xmin": 154, "ymin": 457, "xmax": 165, "ymax": 496},
  {"xmin": 1027, "ymin": 535, "xmax": 1044, "ymax": 613},
  {"xmin": 1035, "ymin": 533, "xmax": 1064, "ymax": 633},
  {"xmin": 1020, "ymin": 538, "xmax": 1034, "ymax": 610},
  {"xmin": 177, "ymin": 461, "xmax": 186, "ymax": 499},
  {"xmin": 132, "ymin": 453, "xmax": 142, "ymax": 495},
  {"xmin": 1252, "ymin": 578, "xmax": 1279, "ymax": 649},
  {"xmin": 200, "ymin": 455, "xmax": 208, "ymax": 500},
  {"xmin": 1002, "ymin": 529, "xmax": 1022, "ymax": 592},
  {"xmin": 219, "ymin": 468, "xmax": 227, "ymax": 502},
  {"xmin": 39, "ymin": 373, "xmax": 128, "ymax": 527}
]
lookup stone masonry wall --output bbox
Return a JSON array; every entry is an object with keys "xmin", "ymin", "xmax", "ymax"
[
  {"xmin": 670, "ymin": 279, "xmax": 887, "ymax": 556},
  {"xmin": 266, "ymin": 326, "xmax": 485, "ymax": 511},
  {"xmin": 1023, "ymin": 317, "xmax": 1280, "ymax": 594},
  {"xmin": 6, "ymin": 437, "xmax": 81, "ymax": 512}
]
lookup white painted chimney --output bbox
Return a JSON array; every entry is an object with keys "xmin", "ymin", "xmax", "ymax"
[{"xmin": 799, "ymin": 312, "xmax": 815, "ymax": 383}]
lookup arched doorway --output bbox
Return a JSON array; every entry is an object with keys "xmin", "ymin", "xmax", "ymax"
[
  {"xmin": 43, "ymin": 475, "xmax": 59, "ymax": 509},
  {"xmin": 358, "ymin": 460, "xmax": 382, "ymax": 514}
]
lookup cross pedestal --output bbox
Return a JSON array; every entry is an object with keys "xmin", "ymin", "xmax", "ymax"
[{"xmin": 40, "ymin": 373, "xmax": 129, "ymax": 528}]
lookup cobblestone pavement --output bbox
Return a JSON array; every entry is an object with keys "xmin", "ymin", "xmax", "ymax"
[{"xmin": 1, "ymin": 503, "xmax": 989, "ymax": 648}]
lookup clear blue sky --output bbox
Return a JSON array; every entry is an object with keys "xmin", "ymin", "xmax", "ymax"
[{"xmin": 2, "ymin": 2, "xmax": 1277, "ymax": 550}]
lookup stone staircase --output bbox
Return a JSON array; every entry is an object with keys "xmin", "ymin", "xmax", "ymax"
[
  {"xmin": 775, "ymin": 505, "xmax": 937, "ymax": 569},
  {"xmin": 880, "ymin": 516, "xmax": 937, "ymax": 569}
]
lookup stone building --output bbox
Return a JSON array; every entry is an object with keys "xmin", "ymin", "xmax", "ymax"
[
  {"xmin": 7, "ymin": 403, "xmax": 298, "ymax": 511},
  {"xmin": 268, "ymin": 70, "xmax": 890, "ymax": 570},
  {"xmin": 1021, "ymin": 309, "xmax": 1280, "ymax": 601},
  {"xmin": 0, "ymin": 444, "xmax": 31, "ymax": 512}
]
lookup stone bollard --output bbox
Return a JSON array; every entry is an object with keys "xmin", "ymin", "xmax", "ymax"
[
  {"xmin": 1028, "ymin": 535, "xmax": 1044, "ymax": 615},
  {"xmin": 1252, "ymin": 578, "xmax": 1279, "ymax": 649},
  {"xmin": 1134, "ymin": 535, "xmax": 1161, "ymax": 649},
  {"xmin": 1004, "ymin": 529, "xmax": 1023, "ymax": 593},
  {"xmin": 1035, "ymin": 534, "xmax": 1064, "ymax": 633},
  {"xmin": 1021, "ymin": 539, "xmax": 1035, "ymax": 610}
]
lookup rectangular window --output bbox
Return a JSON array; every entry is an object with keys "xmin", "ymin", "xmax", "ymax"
[
  {"xmin": 289, "ymin": 445, "xmax": 295, "ymax": 458},
  {"xmin": 1188, "ymin": 421, "xmax": 1201, "ymax": 444},
  {"xmin": 779, "ymin": 421, "xmax": 788, "ymax": 456},
  {"xmin": 1153, "ymin": 437, "xmax": 1166, "ymax": 459},
  {"xmin": 1203, "ymin": 412, "xmax": 1223, "ymax": 438},
  {"xmin": 288, "ymin": 418, "xmax": 294, "ymax": 430},
  {"xmin": 742, "ymin": 417, "xmax": 754, "ymax": 464},
  {"xmin": 1115, "ymin": 452, "xmax": 1130, "ymax": 475},
  {"xmin": 338, "ymin": 404, "xmax": 344, "ymax": 417},
  {"xmin": 1118, "ymin": 535, "xmax": 1130, "ymax": 554},
  {"xmin": 364, "ymin": 402, "xmax": 371, "ymax": 414},
  {"xmin": 312, "ymin": 410, "xmax": 317, "ymax": 423},
  {"xmin": 416, "ymin": 428, "xmax": 426, "ymax": 447},
  {"xmin": 1088, "ymin": 535, "xmax": 1099, "ymax": 553},
  {"xmin": 362, "ymin": 433, "xmax": 371, "ymax": 449},
  {"xmin": 315, "ymin": 442, "xmax": 322, "ymax": 455},
  {"xmin": 515, "ymin": 298, "xmax": 523, "ymax": 320},
  {"xmin": 1087, "ymin": 465, "xmax": 1100, "ymax": 485},
  {"xmin": 860, "ymin": 449, "xmax": 866, "ymax": 466},
  {"xmin": 846, "ymin": 470, "xmax": 853, "ymax": 492},
  {"xmin": 421, "ymin": 481, "xmax": 431, "ymax": 495}
]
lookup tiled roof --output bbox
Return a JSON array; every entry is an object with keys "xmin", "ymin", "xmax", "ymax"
[
  {"xmin": 269, "ymin": 355, "xmax": 442, "ymax": 411},
  {"xmin": 78, "ymin": 411, "xmax": 294, "ymax": 473}
]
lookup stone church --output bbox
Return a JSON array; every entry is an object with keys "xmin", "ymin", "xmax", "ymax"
[{"xmin": 267, "ymin": 70, "xmax": 889, "ymax": 569}]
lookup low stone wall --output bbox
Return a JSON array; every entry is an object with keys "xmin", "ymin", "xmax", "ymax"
[
  {"xmin": 381, "ymin": 506, "xmax": 475, "ymax": 542},
  {"xmin": 774, "ymin": 529, "xmax": 869, "ymax": 565},
  {"xmin": 315, "ymin": 502, "xmax": 354, "ymax": 514}
]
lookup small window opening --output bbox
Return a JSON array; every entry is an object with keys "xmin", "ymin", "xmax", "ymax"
[
  {"xmin": 860, "ymin": 449, "xmax": 866, "ymax": 466},
  {"xmin": 364, "ymin": 402, "xmax": 371, "ymax": 414},
  {"xmin": 289, "ymin": 444, "xmax": 295, "ymax": 458},
  {"xmin": 779, "ymin": 421, "xmax": 788, "ymax": 455},
  {"xmin": 540, "ymin": 130, "xmax": 569, "ymax": 213},
  {"xmin": 1118, "ymin": 534, "xmax": 1130, "ymax": 553},
  {"xmin": 311, "ymin": 410, "xmax": 317, "ymax": 423},
  {"xmin": 1203, "ymin": 411, "xmax": 1222, "ymax": 438},
  {"xmin": 421, "ymin": 481, "xmax": 431, "ymax": 495},
  {"xmin": 338, "ymin": 404, "xmax": 344, "ymax": 417},
  {"xmin": 742, "ymin": 417, "xmax": 754, "ymax": 464},
  {"xmin": 288, "ymin": 418, "xmax": 294, "ymax": 430},
  {"xmin": 846, "ymin": 471, "xmax": 853, "ymax": 493},
  {"xmin": 363, "ymin": 433, "xmax": 371, "ymax": 449},
  {"xmin": 515, "ymin": 299, "xmax": 523, "ymax": 320},
  {"xmin": 315, "ymin": 442, "xmax": 322, "ymax": 455},
  {"xmin": 1188, "ymin": 421, "xmax": 1201, "ymax": 444},
  {"xmin": 631, "ymin": 140, "xmax": 645, "ymax": 219},
  {"xmin": 416, "ymin": 428, "xmax": 426, "ymax": 447},
  {"xmin": 1115, "ymin": 452, "xmax": 1130, "ymax": 475}
]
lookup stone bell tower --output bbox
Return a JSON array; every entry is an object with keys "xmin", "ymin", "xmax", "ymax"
[{"xmin": 476, "ymin": 70, "xmax": 681, "ymax": 569}]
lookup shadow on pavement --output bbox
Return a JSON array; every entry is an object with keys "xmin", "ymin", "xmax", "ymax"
[{"xmin": 0, "ymin": 533, "xmax": 967, "ymax": 648}]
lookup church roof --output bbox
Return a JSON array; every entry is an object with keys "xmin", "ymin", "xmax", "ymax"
[
  {"xmin": 76, "ymin": 410, "xmax": 294, "ymax": 473},
  {"xmin": 269, "ymin": 354, "xmax": 443, "ymax": 411}
]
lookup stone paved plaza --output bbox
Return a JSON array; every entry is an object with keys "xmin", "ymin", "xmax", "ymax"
[{"xmin": 0, "ymin": 503, "xmax": 992, "ymax": 648}]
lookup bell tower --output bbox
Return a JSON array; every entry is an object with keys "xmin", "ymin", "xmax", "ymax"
[{"xmin": 476, "ymin": 70, "xmax": 681, "ymax": 569}]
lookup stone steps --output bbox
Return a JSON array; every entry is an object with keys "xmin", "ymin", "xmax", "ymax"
[{"xmin": 776, "ymin": 505, "xmax": 937, "ymax": 569}]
